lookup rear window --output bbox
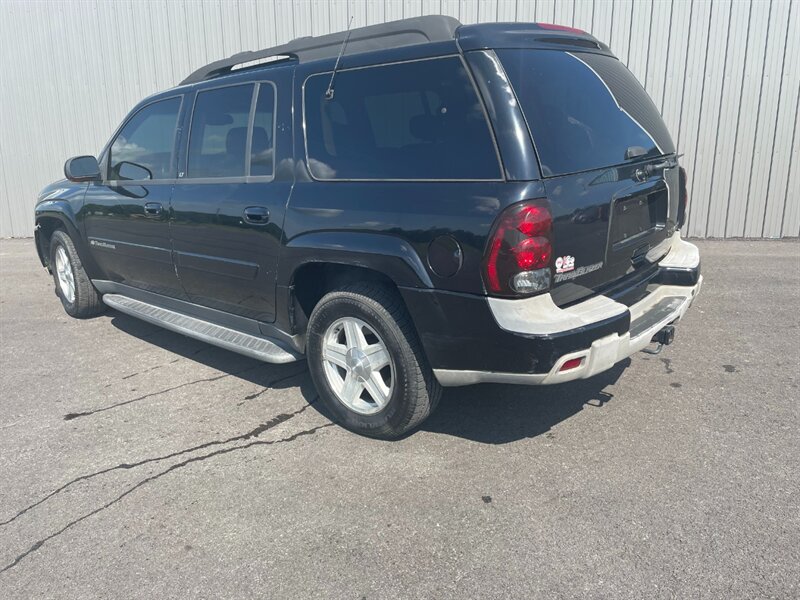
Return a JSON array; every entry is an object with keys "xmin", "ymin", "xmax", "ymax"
[
  {"xmin": 304, "ymin": 56, "xmax": 501, "ymax": 180},
  {"xmin": 498, "ymin": 50, "xmax": 675, "ymax": 176}
]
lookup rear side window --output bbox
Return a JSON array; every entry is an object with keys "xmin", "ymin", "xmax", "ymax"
[
  {"xmin": 304, "ymin": 56, "xmax": 501, "ymax": 180},
  {"xmin": 250, "ymin": 84, "xmax": 275, "ymax": 177},
  {"xmin": 187, "ymin": 84, "xmax": 254, "ymax": 178},
  {"xmin": 109, "ymin": 97, "xmax": 181, "ymax": 180},
  {"xmin": 498, "ymin": 50, "xmax": 675, "ymax": 176}
]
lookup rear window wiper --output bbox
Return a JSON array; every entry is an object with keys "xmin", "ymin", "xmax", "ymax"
[{"xmin": 644, "ymin": 156, "xmax": 679, "ymax": 176}]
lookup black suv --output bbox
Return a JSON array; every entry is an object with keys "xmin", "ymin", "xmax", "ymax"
[{"xmin": 35, "ymin": 17, "xmax": 702, "ymax": 439}]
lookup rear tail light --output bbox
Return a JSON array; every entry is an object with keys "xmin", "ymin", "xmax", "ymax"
[
  {"xmin": 484, "ymin": 200, "xmax": 553, "ymax": 297},
  {"xmin": 678, "ymin": 167, "xmax": 689, "ymax": 229}
]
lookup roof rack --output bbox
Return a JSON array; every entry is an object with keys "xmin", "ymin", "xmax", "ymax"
[{"xmin": 181, "ymin": 15, "xmax": 461, "ymax": 85}]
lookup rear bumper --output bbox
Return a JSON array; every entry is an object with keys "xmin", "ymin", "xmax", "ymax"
[
  {"xmin": 434, "ymin": 276, "xmax": 701, "ymax": 386},
  {"xmin": 410, "ymin": 234, "xmax": 702, "ymax": 387}
]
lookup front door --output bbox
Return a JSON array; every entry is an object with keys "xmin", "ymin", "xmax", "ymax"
[
  {"xmin": 169, "ymin": 72, "xmax": 292, "ymax": 323},
  {"xmin": 83, "ymin": 95, "xmax": 185, "ymax": 298}
]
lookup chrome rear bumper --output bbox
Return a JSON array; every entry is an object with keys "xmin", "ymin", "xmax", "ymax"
[{"xmin": 433, "ymin": 235, "xmax": 702, "ymax": 387}]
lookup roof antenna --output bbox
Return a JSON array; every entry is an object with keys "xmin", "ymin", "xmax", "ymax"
[{"xmin": 325, "ymin": 16, "xmax": 354, "ymax": 100}]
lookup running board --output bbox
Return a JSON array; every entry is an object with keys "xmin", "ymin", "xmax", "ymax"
[{"xmin": 103, "ymin": 294, "xmax": 300, "ymax": 364}]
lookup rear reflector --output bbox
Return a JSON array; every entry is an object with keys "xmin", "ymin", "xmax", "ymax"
[{"xmin": 559, "ymin": 357, "xmax": 584, "ymax": 372}]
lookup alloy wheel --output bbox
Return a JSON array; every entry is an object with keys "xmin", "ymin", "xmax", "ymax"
[
  {"xmin": 55, "ymin": 245, "xmax": 76, "ymax": 304},
  {"xmin": 321, "ymin": 317, "xmax": 394, "ymax": 415}
]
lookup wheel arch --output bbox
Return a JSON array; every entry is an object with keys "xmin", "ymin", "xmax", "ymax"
[
  {"xmin": 34, "ymin": 203, "xmax": 99, "ymax": 277},
  {"xmin": 281, "ymin": 231, "xmax": 433, "ymax": 288},
  {"xmin": 281, "ymin": 231, "xmax": 434, "ymax": 335},
  {"xmin": 289, "ymin": 262, "xmax": 407, "ymax": 334}
]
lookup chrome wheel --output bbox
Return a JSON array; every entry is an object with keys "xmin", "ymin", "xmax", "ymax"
[
  {"xmin": 322, "ymin": 317, "xmax": 394, "ymax": 415},
  {"xmin": 54, "ymin": 245, "xmax": 75, "ymax": 304}
]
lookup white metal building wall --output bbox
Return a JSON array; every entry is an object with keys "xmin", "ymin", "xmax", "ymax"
[{"xmin": 0, "ymin": 0, "xmax": 798, "ymax": 238}]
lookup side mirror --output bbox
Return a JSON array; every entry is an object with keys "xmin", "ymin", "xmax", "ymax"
[
  {"xmin": 117, "ymin": 161, "xmax": 152, "ymax": 181},
  {"xmin": 64, "ymin": 155, "xmax": 101, "ymax": 182}
]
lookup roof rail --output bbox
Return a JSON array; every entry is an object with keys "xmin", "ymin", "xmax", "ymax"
[{"xmin": 180, "ymin": 15, "xmax": 461, "ymax": 85}]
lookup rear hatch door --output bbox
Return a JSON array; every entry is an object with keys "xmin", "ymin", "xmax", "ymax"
[{"xmin": 498, "ymin": 48, "xmax": 680, "ymax": 306}]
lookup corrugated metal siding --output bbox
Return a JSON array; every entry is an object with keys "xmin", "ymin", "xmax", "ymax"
[{"xmin": 0, "ymin": 0, "xmax": 797, "ymax": 238}]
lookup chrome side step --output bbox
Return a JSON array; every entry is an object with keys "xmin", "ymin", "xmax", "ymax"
[{"xmin": 103, "ymin": 294, "xmax": 300, "ymax": 364}]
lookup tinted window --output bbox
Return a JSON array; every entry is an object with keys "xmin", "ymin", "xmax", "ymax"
[
  {"xmin": 304, "ymin": 57, "xmax": 500, "ymax": 180},
  {"xmin": 250, "ymin": 84, "xmax": 275, "ymax": 177},
  {"xmin": 109, "ymin": 97, "xmax": 181, "ymax": 180},
  {"xmin": 187, "ymin": 84, "xmax": 254, "ymax": 178},
  {"xmin": 498, "ymin": 50, "xmax": 675, "ymax": 176}
]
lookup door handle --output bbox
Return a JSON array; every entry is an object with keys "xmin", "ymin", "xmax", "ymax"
[
  {"xmin": 144, "ymin": 202, "xmax": 163, "ymax": 217},
  {"xmin": 243, "ymin": 206, "xmax": 270, "ymax": 225}
]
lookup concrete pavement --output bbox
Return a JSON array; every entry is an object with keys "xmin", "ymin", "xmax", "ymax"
[{"xmin": 0, "ymin": 238, "xmax": 798, "ymax": 599}]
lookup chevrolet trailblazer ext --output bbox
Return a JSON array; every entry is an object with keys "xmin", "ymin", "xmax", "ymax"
[{"xmin": 35, "ymin": 17, "xmax": 702, "ymax": 438}]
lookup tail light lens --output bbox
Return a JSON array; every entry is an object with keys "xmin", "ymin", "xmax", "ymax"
[
  {"xmin": 678, "ymin": 167, "xmax": 689, "ymax": 229},
  {"xmin": 484, "ymin": 200, "xmax": 553, "ymax": 297}
]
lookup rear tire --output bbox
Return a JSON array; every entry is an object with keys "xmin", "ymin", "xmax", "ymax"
[
  {"xmin": 306, "ymin": 282, "xmax": 441, "ymax": 439},
  {"xmin": 49, "ymin": 230, "xmax": 104, "ymax": 318}
]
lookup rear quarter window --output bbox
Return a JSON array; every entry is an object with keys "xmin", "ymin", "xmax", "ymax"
[
  {"xmin": 498, "ymin": 49, "xmax": 675, "ymax": 176},
  {"xmin": 303, "ymin": 56, "xmax": 501, "ymax": 180}
]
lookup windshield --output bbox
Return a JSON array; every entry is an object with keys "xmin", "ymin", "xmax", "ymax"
[{"xmin": 498, "ymin": 49, "xmax": 675, "ymax": 176}]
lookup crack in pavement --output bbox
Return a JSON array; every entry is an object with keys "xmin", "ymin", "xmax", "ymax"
[
  {"xmin": 120, "ymin": 359, "xmax": 178, "ymax": 380},
  {"xmin": 64, "ymin": 363, "xmax": 268, "ymax": 421},
  {"xmin": 1, "ymin": 415, "xmax": 332, "ymax": 573},
  {"xmin": 118, "ymin": 346, "xmax": 213, "ymax": 382},
  {"xmin": 242, "ymin": 368, "xmax": 309, "ymax": 401},
  {"xmin": 4, "ymin": 395, "xmax": 317, "ymax": 528}
]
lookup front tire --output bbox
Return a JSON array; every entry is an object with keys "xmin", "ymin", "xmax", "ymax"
[
  {"xmin": 49, "ymin": 230, "xmax": 104, "ymax": 318},
  {"xmin": 306, "ymin": 283, "xmax": 441, "ymax": 439}
]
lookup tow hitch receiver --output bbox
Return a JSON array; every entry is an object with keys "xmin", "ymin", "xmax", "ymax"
[{"xmin": 642, "ymin": 325, "xmax": 675, "ymax": 355}]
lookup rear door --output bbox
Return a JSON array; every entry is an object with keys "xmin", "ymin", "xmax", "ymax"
[
  {"xmin": 498, "ymin": 49, "xmax": 679, "ymax": 306},
  {"xmin": 83, "ymin": 95, "xmax": 185, "ymax": 297},
  {"xmin": 169, "ymin": 69, "xmax": 291, "ymax": 323}
]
